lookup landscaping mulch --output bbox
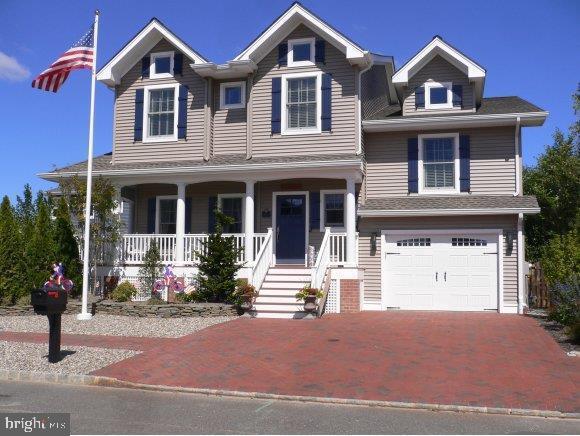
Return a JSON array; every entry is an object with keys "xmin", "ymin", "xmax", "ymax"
[{"xmin": 526, "ymin": 309, "xmax": 578, "ymax": 354}]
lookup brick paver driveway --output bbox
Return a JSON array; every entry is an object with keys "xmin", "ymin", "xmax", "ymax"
[{"xmin": 92, "ymin": 312, "xmax": 580, "ymax": 413}]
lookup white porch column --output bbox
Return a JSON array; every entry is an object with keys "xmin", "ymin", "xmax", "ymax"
[
  {"xmin": 112, "ymin": 184, "xmax": 123, "ymax": 265},
  {"xmin": 345, "ymin": 178, "xmax": 357, "ymax": 265},
  {"xmin": 244, "ymin": 181, "xmax": 255, "ymax": 263},
  {"xmin": 175, "ymin": 182, "xmax": 186, "ymax": 263}
]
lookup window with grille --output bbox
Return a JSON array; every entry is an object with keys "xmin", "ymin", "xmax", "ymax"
[
  {"xmin": 423, "ymin": 137, "xmax": 454, "ymax": 189},
  {"xmin": 286, "ymin": 77, "xmax": 317, "ymax": 129},
  {"xmin": 396, "ymin": 238, "xmax": 431, "ymax": 247},
  {"xmin": 219, "ymin": 197, "xmax": 243, "ymax": 233},
  {"xmin": 148, "ymin": 88, "xmax": 175, "ymax": 137},
  {"xmin": 158, "ymin": 198, "xmax": 177, "ymax": 234},
  {"xmin": 324, "ymin": 193, "xmax": 344, "ymax": 227},
  {"xmin": 452, "ymin": 237, "xmax": 487, "ymax": 246}
]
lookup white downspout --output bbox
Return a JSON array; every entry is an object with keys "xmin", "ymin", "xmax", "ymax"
[
  {"xmin": 517, "ymin": 213, "xmax": 525, "ymax": 314},
  {"xmin": 514, "ymin": 116, "xmax": 521, "ymax": 196}
]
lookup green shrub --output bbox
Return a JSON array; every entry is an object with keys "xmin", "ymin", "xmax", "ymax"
[
  {"xmin": 541, "ymin": 231, "xmax": 580, "ymax": 286},
  {"xmin": 548, "ymin": 278, "xmax": 580, "ymax": 326},
  {"xmin": 570, "ymin": 322, "xmax": 580, "ymax": 345},
  {"xmin": 146, "ymin": 296, "xmax": 164, "ymax": 305},
  {"xmin": 110, "ymin": 281, "xmax": 137, "ymax": 302},
  {"xmin": 16, "ymin": 294, "xmax": 30, "ymax": 306}
]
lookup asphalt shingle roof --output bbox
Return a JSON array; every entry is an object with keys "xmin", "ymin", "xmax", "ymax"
[
  {"xmin": 359, "ymin": 195, "xmax": 539, "ymax": 212},
  {"xmin": 365, "ymin": 96, "xmax": 544, "ymax": 121}
]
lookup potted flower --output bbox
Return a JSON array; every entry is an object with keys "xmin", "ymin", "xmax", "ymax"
[
  {"xmin": 236, "ymin": 283, "xmax": 257, "ymax": 311},
  {"xmin": 295, "ymin": 285, "xmax": 323, "ymax": 313}
]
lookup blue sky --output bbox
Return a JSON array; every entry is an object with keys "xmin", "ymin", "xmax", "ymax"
[{"xmin": 0, "ymin": 0, "xmax": 578, "ymax": 200}]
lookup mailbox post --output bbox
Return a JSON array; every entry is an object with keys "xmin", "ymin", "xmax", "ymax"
[{"xmin": 31, "ymin": 287, "xmax": 68, "ymax": 363}]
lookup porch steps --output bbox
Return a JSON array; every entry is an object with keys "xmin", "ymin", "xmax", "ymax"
[{"xmin": 251, "ymin": 265, "xmax": 312, "ymax": 319}]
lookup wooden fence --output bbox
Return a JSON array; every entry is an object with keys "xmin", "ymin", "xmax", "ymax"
[{"xmin": 527, "ymin": 262, "xmax": 550, "ymax": 309}]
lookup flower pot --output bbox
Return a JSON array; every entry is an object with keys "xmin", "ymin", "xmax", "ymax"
[
  {"xmin": 303, "ymin": 295, "xmax": 317, "ymax": 312},
  {"xmin": 240, "ymin": 300, "xmax": 253, "ymax": 311}
]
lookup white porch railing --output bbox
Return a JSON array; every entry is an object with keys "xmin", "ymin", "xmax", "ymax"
[
  {"xmin": 328, "ymin": 231, "xmax": 358, "ymax": 265},
  {"xmin": 184, "ymin": 233, "xmax": 246, "ymax": 263},
  {"xmin": 251, "ymin": 228, "xmax": 273, "ymax": 290},
  {"xmin": 122, "ymin": 234, "xmax": 177, "ymax": 264},
  {"xmin": 311, "ymin": 228, "xmax": 332, "ymax": 289}
]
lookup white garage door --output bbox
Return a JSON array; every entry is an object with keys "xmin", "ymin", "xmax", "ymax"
[{"xmin": 383, "ymin": 232, "xmax": 499, "ymax": 311}]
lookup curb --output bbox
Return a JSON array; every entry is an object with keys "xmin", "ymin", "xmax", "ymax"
[{"xmin": 1, "ymin": 369, "xmax": 578, "ymax": 420}]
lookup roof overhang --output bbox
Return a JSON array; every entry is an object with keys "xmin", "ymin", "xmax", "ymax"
[
  {"xmin": 96, "ymin": 19, "xmax": 209, "ymax": 87},
  {"xmin": 233, "ymin": 3, "xmax": 368, "ymax": 67},
  {"xmin": 358, "ymin": 207, "xmax": 541, "ymax": 217},
  {"xmin": 38, "ymin": 158, "xmax": 364, "ymax": 183},
  {"xmin": 190, "ymin": 60, "xmax": 257, "ymax": 80},
  {"xmin": 392, "ymin": 36, "xmax": 486, "ymax": 105},
  {"xmin": 362, "ymin": 111, "xmax": 548, "ymax": 132}
]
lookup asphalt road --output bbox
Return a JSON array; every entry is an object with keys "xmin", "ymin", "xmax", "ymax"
[{"xmin": 0, "ymin": 380, "xmax": 578, "ymax": 434}]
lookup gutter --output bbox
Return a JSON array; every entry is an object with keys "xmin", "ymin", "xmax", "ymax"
[{"xmin": 357, "ymin": 207, "xmax": 541, "ymax": 217}]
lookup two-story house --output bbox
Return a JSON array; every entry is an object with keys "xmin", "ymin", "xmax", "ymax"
[{"xmin": 39, "ymin": 3, "xmax": 547, "ymax": 317}]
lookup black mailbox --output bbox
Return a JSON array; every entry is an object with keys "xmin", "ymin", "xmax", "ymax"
[
  {"xmin": 31, "ymin": 287, "xmax": 68, "ymax": 363},
  {"xmin": 31, "ymin": 288, "xmax": 68, "ymax": 315}
]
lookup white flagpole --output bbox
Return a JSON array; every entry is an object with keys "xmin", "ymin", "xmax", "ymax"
[{"xmin": 77, "ymin": 10, "xmax": 100, "ymax": 321}]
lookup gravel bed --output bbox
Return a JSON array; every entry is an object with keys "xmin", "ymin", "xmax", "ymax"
[
  {"xmin": 0, "ymin": 314, "xmax": 234, "ymax": 338},
  {"xmin": 0, "ymin": 341, "xmax": 138, "ymax": 374},
  {"xmin": 527, "ymin": 311, "xmax": 579, "ymax": 354}
]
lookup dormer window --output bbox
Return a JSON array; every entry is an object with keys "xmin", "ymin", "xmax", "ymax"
[
  {"xmin": 288, "ymin": 38, "xmax": 315, "ymax": 67},
  {"xmin": 425, "ymin": 82, "xmax": 453, "ymax": 109},
  {"xmin": 150, "ymin": 51, "xmax": 174, "ymax": 78}
]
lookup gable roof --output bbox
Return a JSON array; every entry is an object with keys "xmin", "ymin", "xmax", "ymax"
[
  {"xmin": 233, "ymin": 2, "xmax": 368, "ymax": 66},
  {"xmin": 96, "ymin": 18, "xmax": 209, "ymax": 87},
  {"xmin": 392, "ymin": 36, "xmax": 486, "ymax": 104}
]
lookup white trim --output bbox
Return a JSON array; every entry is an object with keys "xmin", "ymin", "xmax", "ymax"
[
  {"xmin": 319, "ymin": 189, "xmax": 346, "ymax": 232},
  {"xmin": 418, "ymin": 133, "xmax": 460, "ymax": 195},
  {"xmin": 517, "ymin": 213, "xmax": 524, "ymax": 314},
  {"xmin": 233, "ymin": 3, "xmax": 366, "ymax": 64},
  {"xmin": 142, "ymin": 83, "xmax": 180, "ymax": 143},
  {"xmin": 272, "ymin": 191, "xmax": 310, "ymax": 265},
  {"xmin": 149, "ymin": 51, "xmax": 174, "ymax": 79},
  {"xmin": 424, "ymin": 81, "xmax": 453, "ymax": 110},
  {"xmin": 358, "ymin": 207, "xmax": 540, "ymax": 217},
  {"xmin": 217, "ymin": 193, "xmax": 245, "ymax": 232},
  {"xmin": 281, "ymin": 71, "xmax": 322, "ymax": 135},
  {"xmin": 514, "ymin": 116, "xmax": 522, "ymax": 196},
  {"xmin": 362, "ymin": 301, "xmax": 382, "ymax": 311},
  {"xmin": 96, "ymin": 19, "xmax": 208, "ymax": 87},
  {"xmin": 287, "ymin": 37, "xmax": 315, "ymax": 67},
  {"xmin": 155, "ymin": 195, "xmax": 177, "ymax": 234},
  {"xmin": 363, "ymin": 111, "xmax": 549, "ymax": 132},
  {"xmin": 380, "ymin": 228, "xmax": 503, "ymax": 312},
  {"xmin": 502, "ymin": 305, "xmax": 518, "ymax": 314},
  {"xmin": 219, "ymin": 81, "xmax": 246, "ymax": 110}
]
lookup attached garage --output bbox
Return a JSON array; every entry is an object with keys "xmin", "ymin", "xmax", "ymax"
[{"xmin": 381, "ymin": 230, "xmax": 501, "ymax": 311}]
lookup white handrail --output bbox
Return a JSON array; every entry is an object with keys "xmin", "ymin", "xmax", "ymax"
[
  {"xmin": 251, "ymin": 228, "xmax": 273, "ymax": 290},
  {"xmin": 311, "ymin": 228, "xmax": 331, "ymax": 289}
]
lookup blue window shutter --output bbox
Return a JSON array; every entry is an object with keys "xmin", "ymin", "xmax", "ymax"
[
  {"xmin": 415, "ymin": 86, "xmax": 425, "ymax": 109},
  {"xmin": 271, "ymin": 77, "xmax": 282, "ymax": 134},
  {"xmin": 185, "ymin": 197, "xmax": 192, "ymax": 233},
  {"xmin": 452, "ymin": 84, "xmax": 463, "ymax": 108},
  {"xmin": 310, "ymin": 192, "xmax": 320, "ymax": 230},
  {"xmin": 177, "ymin": 85, "xmax": 188, "ymax": 139},
  {"xmin": 208, "ymin": 196, "xmax": 217, "ymax": 233},
  {"xmin": 315, "ymin": 40, "xmax": 325, "ymax": 64},
  {"xmin": 173, "ymin": 52, "xmax": 183, "ymax": 75},
  {"xmin": 134, "ymin": 89, "xmax": 144, "ymax": 142},
  {"xmin": 459, "ymin": 135, "xmax": 471, "ymax": 192},
  {"xmin": 278, "ymin": 43, "xmax": 288, "ymax": 67},
  {"xmin": 141, "ymin": 56, "xmax": 150, "ymax": 78},
  {"xmin": 407, "ymin": 138, "xmax": 419, "ymax": 193},
  {"xmin": 321, "ymin": 74, "xmax": 332, "ymax": 132},
  {"xmin": 147, "ymin": 198, "xmax": 156, "ymax": 233}
]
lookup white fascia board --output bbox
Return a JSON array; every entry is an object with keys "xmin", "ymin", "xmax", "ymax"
[
  {"xmin": 362, "ymin": 112, "xmax": 549, "ymax": 132},
  {"xmin": 96, "ymin": 20, "xmax": 209, "ymax": 86},
  {"xmin": 190, "ymin": 60, "xmax": 256, "ymax": 79},
  {"xmin": 38, "ymin": 159, "xmax": 364, "ymax": 181},
  {"xmin": 233, "ymin": 3, "xmax": 366, "ymax": 64},
  {"xmin": 392, "ymin": 37, "xmax": 486, "ymax": 85},
  {"xmin": 358, "ymin": 207, "xmax": 541, "ymax": 217}
]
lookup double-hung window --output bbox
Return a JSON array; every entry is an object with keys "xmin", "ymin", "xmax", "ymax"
[
  {"xmin": 144, "ymin": 84, "xmax": 179, "ymax": 142},
  {"xmin": 218, "ymin": 195, "xmax": 244, "ymax": 233},
  {"xmin": 418, "ymin": 133, "xmax": 460, "ymax": 194},
  {"xmin": 282, "ymin": 72, "xmax": 321, "ymax": 134},
  {"xmin": 156, "ymin": 197, "xmax": 177, "ymax": 234},
  {"xmin": 320, "ymin": 190, "xmax": 345, "ymax": 231}
]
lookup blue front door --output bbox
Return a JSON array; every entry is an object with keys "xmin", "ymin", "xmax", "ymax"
[{"xmin": 276, "ymin": 195, "xmax": 306, "ymax": 262}]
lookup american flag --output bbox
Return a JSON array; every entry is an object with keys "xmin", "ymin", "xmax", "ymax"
[{"xmin": 31, "ymin": 24, "xmax": 94, "ymax": 92}]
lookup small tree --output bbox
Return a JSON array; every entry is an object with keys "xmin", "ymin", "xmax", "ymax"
[
  {"xmin": 138, "ymin": 241, "xmax": 162, "ymax": 298},
  {"xmin": 26, "ymin": 194, "xmax": 56, "ymax": 292},
  {"xmin": 0, "ymin": 196, "xmax": 24, "ymax": 303},
  {"xmin": 194, "ymin": 211, "xmax": 244, "ymax": 303},
  {"xmin": 53, "ymin": 197, "xmax": 82, "ymax": 297}
]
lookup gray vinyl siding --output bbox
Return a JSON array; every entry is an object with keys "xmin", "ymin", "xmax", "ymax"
[
  {"xmin": 250, "ymin": 25, "xmax": 357, "ymax": 157},
  {"xmin": 402, "ymin": 55, "xmax": 475, "ymax": 116},
  {"xmin": 361, "ymin": 64, "xmax": 390, "ymax": 119},
  {"xmin": 113, "ymin": 39, "xmax": 207, "ymax": 164},
  {"xmin": 365, "ymin": 127, "xmax": 516, "ymax": 197},
  {"xmin": 212, "ymin": 80, "xmax": 247, "ymax": 156},
  {"xmin": 358, "ymin": 215, "xmax": 519, "ymax": 308}
]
